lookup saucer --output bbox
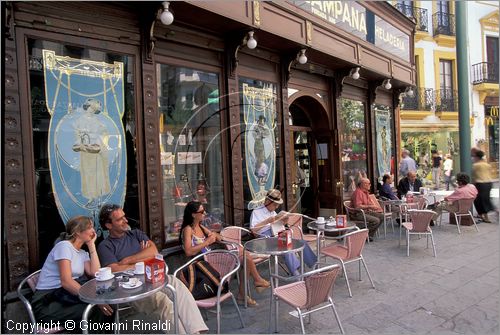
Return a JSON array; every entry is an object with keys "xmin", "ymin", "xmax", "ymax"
[
  {"xmin": 121, "ymin": 280, "xmax": 143, "ymax": 289},
  {"xmin": 326, "ymin": 222, "xmax": 337, "ymax": 227},
  {"xmin": 134, "ymin": 269, "xmax": 145, "ymax": 275},
  {"xmin": 96, "ymin": 273, "xmax": 115, "ymax": 282}
]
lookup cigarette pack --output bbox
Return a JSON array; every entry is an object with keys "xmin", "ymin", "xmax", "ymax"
[
  {"xmin": 336, "ymin": 215, "xmax": 347, "ymax": 228},
  {"xmin": 145, "ymin": 255, "xmax": 165, "ymax": 284},
  {"xmin": 277, "ymin": 229, "xmax": 292, "ymax": 248}
]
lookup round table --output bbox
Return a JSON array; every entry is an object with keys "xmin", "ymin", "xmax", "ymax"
[
  {"xmin": 307, "ymin": 221, "xmax": 358, "ymax": 255},
  {"xmin": 243, "ymin": 237, "xmax": 305, "ymax": 308},
  {"xmin": 79, "ymin": 272, "xmax": 177, "ymax": 334}
]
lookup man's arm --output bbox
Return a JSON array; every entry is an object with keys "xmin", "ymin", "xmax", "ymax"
[{"xmin": 117, "ymin": 241, "xmax": 158, "ymax": 267}]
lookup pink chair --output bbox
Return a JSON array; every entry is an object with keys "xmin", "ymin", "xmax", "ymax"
[
  {"xmin": 320, "ymin": 228, "xmax": 375, "ymax": 297},
  {"xmin": 286, "ymin": 213, "xmax": 317, "ymax": 243},
  {"xmin": 403, "ymin": 209, "xmax": 437, "ymax": 257},
  {"xmin": 439, "ymin": 198, "xmax": 479, "ymax": 234},
  {"xmin": 173, "ymin": 250, "xmax": 244, "ymax": 334},
  {"xmin": 344, "ymin": 200, "xmax": 374, "ymax": 242},
  {"xmin": 271, "ymin": 264, "xmax": 344, "ymax": 334},
  {"xmin": 17, "ymin": 270, "xmax": 65, "ymax": 334}
]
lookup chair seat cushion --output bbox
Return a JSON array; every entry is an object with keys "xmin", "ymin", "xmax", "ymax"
[
  {"xmin": 274, "ymin": 281, "xmax": 307, "ymax": 308},
  {"xmin": 403, "ymin": 222, "xmax": 431, "ymax": 233},
  {"xmin": 196, "ymin": 292, "xmax": 233, "ymax": 308},
  {"xmin": 320, "ymin": 245, "xmax": 348, "ymax": 260}
]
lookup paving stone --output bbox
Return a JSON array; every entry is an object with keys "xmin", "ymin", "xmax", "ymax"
[
  {"xmin": 440, "ymin": 306, "xmax": 499, "ymax": 334},
  {"xmin": 395, "ymin": 307, "xmax": 447, "ymax": 332}
]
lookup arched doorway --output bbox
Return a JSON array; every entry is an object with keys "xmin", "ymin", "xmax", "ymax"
[{"xmin": 288, "ymin": 95, "xmax": 333, "ymax": 218}]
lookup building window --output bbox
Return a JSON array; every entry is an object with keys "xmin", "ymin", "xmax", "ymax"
[
  {"xmin": 28, "ymin": 39, "xmax": 137, "ymax": 264},
  {"xmin": 157, "ymin": 65, "xmax": 224, "ymax": 241},
  {"xmin": 439, "ymin": 59, "xmax": 454, "ymax": 110},
  {"xmin": 339, "ymin": 98, "xmax": 367, "ymax": 199}
]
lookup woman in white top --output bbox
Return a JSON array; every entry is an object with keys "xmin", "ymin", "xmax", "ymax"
[
  {"xmin": 443, "ymin": 154, "xmax": 453, "ymax": 191},
  {"xmin": 32, "ymin": 216, "xmax": 113, "ymax": 327}
]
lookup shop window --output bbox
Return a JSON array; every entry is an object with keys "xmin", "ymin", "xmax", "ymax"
[
  {"xmin": 373, "ymin": 104, "xmax": 395, "ymax": 184},
  {"xmin": 239, "ymin": 78, "xmax": 280, "ymax": 212},
  {"xmin": 339, "ymin": 98, "xmax": 367, "ymax": 198},
  {"xmin": 28, "ymin": 39, "xmax": 138, "ymax": 264},
  {"xmin": 157, "ymin": 65, "xmax": 224, "ymax": 242}
]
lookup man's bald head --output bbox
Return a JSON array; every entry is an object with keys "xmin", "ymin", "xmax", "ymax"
[{"xmin": 407, "ymin": 171, "xmax": 417, "ymax": 182}]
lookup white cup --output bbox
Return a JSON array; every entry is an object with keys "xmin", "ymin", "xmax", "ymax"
[
  {"xmin": 135, "ymin": 262, "xmax": 145, "ymax": 274},
  {"xmin": 316, "ymin": 217, "xmax": 325, "ymax": 224},
  {"xmin": 95, "ymin": 267, "xmax": 112, "ymax": 280}
]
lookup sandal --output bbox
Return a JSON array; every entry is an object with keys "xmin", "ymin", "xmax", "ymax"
[
  {"xmin": 236, "ymin": 295, "xmax": 257, "ymax": 306},
  {"xmin": 254, "ymin": 280, "xmax": 271, "ymax": 293}
]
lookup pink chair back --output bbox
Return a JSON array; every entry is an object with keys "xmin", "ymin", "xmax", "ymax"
[
  {"xmin": 304, "ymin": 266, "xmax": 341, "ymax": 308},
  {"xmin": 456, "ymin": 198, "xmax": 475, "ymax": 214},
  {"xmin": 220, "ymin": 226, "xmax": 242, "ymax": 245},
  {"xmin": 416, "ymin": 197, "xmax": 428, "ymax": 210},
  {"xmin": 345, "ymin": 229, "xmax": 368, "ymax": 259},
  {"xmin": 344, "ymin": 200, "xmax": 354, "ymax": 218},
  {"xmin": 408, "ymin": 210, "xmax": 435, "ymax": 233},
  {"xmin": 204, "ymin": 251, "xmax": 238, "ymax": 283},
  {"xmin": 286, "ymin": 213, "xmax": 303, "ymax": 228}
]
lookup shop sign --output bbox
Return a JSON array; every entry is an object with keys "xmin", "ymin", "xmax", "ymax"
[
  {"xmin": 42, "ymin": 50, "xmax": 126, "ymax": 228},
  {"xmin": 292, "ymin": 1, "xmax": 410, "ymax": 61}
]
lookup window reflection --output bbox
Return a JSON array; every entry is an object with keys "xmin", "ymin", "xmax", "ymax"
[
  {"xmin": 157, "ymin": 65, "xmax": 224, "ymax": 241},
  {"xmin": 339, "ymin": 98, "xmax": 367, "ymax": 199}
]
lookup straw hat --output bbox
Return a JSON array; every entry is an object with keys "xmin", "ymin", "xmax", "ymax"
[{"xmin": 266, "ymin": 189, "xmax": 283, "ymax": 204}]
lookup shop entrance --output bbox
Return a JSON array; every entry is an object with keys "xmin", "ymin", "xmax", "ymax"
[{"xmin": 288, "ymin": 97, "xmax": 332, "ymax": 218}]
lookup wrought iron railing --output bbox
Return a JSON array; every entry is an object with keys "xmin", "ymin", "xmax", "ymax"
[
  {"xmin": 432, "ymin": 12, "xmax": 456, "ymax": 36},
  {"xmin": 413, "ymin": 6, "xmax": 429, "ymax": 32},
  {"xmin": 401, "ymin": 87, "xmax": 434, "ymax": 111},
  {"xmin": 435, "ymin": 89, "xmax": 458, "ymax": 112},
  {"xmin": 395, "ymin": 3, "xmax": 414, "ymax": 19},
  {"xmin": 472, "ymin": 62, "xmax": 499, "ymax": 84}
]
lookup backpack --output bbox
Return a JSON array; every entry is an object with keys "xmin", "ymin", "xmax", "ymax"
[{"xmin": 179, "ymin": 260, "xmax": 229, "ymax": 300}]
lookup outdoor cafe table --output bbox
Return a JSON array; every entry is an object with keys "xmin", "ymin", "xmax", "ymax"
[
  {"xmin": 79, "ymin": 271, "xmax": 178, "ymax": 334},
  {"xmin": 307, "ymin": 221, "xmax": 359, "ymax": 255},
  {"xmin": 243, "ymin": 237, "xmax": 305, "ymax": 308}
]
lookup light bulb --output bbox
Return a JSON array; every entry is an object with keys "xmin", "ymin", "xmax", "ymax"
[
  {"xmin": 298, "ymin": 50, "xmax": 307, "ymax": 64},
  {"xmin": 160, "ymin": 2, "xmax": 174, "ymax": 25},
  {"xmin": 351, "ymin": 67, "xmax": 360, "ymax": 80},
  {"xmin": 406, "ymin": 87, "xmax": 414, "ymax": 97},
  {"xmin": 246, "ymin": 31, "xmax": 257, "ymax": 49},
  {"xmin": 384, "ymin": 79, "xmax": 392, "ymax": 90}
]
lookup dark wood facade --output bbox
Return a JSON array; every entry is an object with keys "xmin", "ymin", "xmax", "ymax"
[{"xmin": 2, "ymin": 1, "xmax": 415, "ymax": 293}]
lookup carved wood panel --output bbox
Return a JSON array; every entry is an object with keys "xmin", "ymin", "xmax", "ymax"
[{"xmin": 3, "ymin": 30, "xmax": 29, "ymax": 291}]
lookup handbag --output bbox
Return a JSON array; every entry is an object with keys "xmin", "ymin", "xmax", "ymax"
[{"xmin": 179, "ymin": 260, "xmax": 228, "ymax": 300}]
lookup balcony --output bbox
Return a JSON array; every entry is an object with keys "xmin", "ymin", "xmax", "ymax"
[
  {"xmin": 435, "ymin": 89, "xmax": 458, "ymax": 112},
  {"xmin": 400, "ymin": 87, "xmax": 434, "ymax": 111},
  {"xmin": 472, "ymin": 62, "xmax": 499, "ymax": 84},
  {"xmin": 413, "ymin": 6, "xmax": 429, "ymax": 32},
  {"xmin": 432, "ymin": 12, "xmax": 456, "ymax": 36},
  {"xmin": 395, "ymin": 3, "xmax": 414, "ymax": 19}
]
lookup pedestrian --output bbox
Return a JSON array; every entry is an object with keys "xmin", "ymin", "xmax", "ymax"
[
  {"xmin": 472, "ymin": 150, "xmax": 495, "ymax": 223},
  {"xmin": 399, "ymin": 149, "xmax": 417, "ymax": 179},
  {"xmin": 431, "ymin": 149, "xmax": 442, "ymax": 190},
  {"xmin": 443, "ymin": 153, "xmax": 453, "ymax": 191}
]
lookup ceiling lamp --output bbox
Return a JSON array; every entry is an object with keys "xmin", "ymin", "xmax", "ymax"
[
  {"xmin": 297, "ymin": 49, "xmax": 308, "ymax": 64},
  {"xmin": 349, "ymin": 67, "xmax": 360, "ymax": 80},
  {"xmin": 382, "ymin": 79, "xmax": 392, "ymax": 90}
]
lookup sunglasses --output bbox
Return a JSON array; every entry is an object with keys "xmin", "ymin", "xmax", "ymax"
[{"xmin": 195, "ymin": 209, "xmax": 206, "ymax": 214}]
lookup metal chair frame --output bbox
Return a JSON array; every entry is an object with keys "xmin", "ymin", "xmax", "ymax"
[
  {"xmin": 404, "ymin": 209, "xmax": 437, "ymax": 257},
  {"xmin": 439, "ymin": 198, "xmax": 479, "ymax": 234}
]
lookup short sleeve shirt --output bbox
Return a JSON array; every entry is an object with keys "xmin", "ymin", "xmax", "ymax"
[
  {"xmin": 36, "ymin": 240, "xmax": 90, "ymax": 290},
  {"xmin": 97, "ymin": 230, "xmax": 150, "ymax": 267},
  {"xmin": 250, "ymin": 205, "xmax": 275, "ymax": 235}
]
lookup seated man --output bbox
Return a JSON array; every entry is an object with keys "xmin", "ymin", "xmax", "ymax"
[
  {"xmin": 97, "ymin": 204, "xmax": 208, "ymax": 334},
  {"xmin": 350, "ymin": 178, "xmax": 384, "ymax": 241},
  {"xmin": 379, "ymin": 174, "xmax": 399, "ymax": 200},
  {"xmin": 430, "ymin": 172, "xmax": 478, "ymax": 221},
  {"xmin": 397, "ymin": 170, "xmax": 423, "ymax": 199},
  {"xmin": 250, "ymin": 189, "xmax": 317, "ymax": 276}
]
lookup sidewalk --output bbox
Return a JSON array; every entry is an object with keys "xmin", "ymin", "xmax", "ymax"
[{"xmin": 209, "ymin": 213, "xmax": 499, "ymax": 334}]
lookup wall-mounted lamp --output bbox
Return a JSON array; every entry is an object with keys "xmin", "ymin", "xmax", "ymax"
[
  {"xmin": 404, "ymin": 86, "xmax": 414, "ymax": 97},
  {"xmin": 246, "ymin": 31, "xmax": 257, "ymax": 49},
  {"xmin": 382, "ymin": 79, "xmax": 392, "ymax": 90},
  {"xmin": 349, "ymin": 67, "xmax": 360, "ymax": 80},
  {"xmin": 297, "ymin": 49, "xmax": 307, "ymax": 64},
  {"xmin": 160, "ymin": 1, "xmax": 174, "ymax": 25}
]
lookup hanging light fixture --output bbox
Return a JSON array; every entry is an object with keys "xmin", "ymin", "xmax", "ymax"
[
  {"xmin": 160, "ymin": 1, "xmax": 174, "ymax": 25},
  {"xmin": 404, "ymin": 86, "xmax": 415, "ymax": 97},
  {"xmin": 246, "ymin": 31, "xmax": 257, "ymax": 49},
  {"xmin": 382, "ymin": 79, "xmax": 392, "ymax": 90},
  {"xmin": 349, "ymin": 67, "xmax": 360, "ymax": 80},
  {"xmin": 297, "ymin": 49, "xmax": 308, "ymax": 64}
]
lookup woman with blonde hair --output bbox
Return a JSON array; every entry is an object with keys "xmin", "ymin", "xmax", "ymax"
[{"xmin": 31, "ymin": 216, "xmax": 113, "ymax": 329}]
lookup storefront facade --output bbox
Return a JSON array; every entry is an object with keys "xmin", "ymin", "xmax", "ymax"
[{"xmin": 3, "ymin": 1, "xmax": 415, "ymax": 292}]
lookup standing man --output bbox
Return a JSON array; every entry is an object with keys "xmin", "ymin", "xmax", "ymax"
[
  {"xmin": 250, "ymin": 189, "xmax": 317, "ymax": 276},
  {"xmin": 350, "ymin": 178, "xmax": 384, "ymax": 241},
  {"xmin": 431, "ymin": 149, "xmax": 442, "ymax": 190},
  {"xmin": 97, "ymin": 204, "xmax": 208, "ymax": 334},
  {"xmin": 397, "ymin": 171, "xmax": 424, "ymax": 199},
  {"xmin": 399, "ymin": 149, "xmax": 417, "ymax": 179}
]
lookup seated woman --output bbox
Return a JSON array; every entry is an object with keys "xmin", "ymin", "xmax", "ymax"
[
  {"xmin": 379, "ymin": 174, "xmax": 399, "ymax": 200},
  {"xmin": 31, "ymin": 216, "xmax": 113, "ymax": 328},
  {"xmin": 180, "ymin": 201, "xmax": 270, "ymax": 306}
]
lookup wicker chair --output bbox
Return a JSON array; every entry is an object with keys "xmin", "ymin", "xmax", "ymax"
[{"xmin": 403, "ymin": 209, "xmax": 437, "ymax": 257}]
